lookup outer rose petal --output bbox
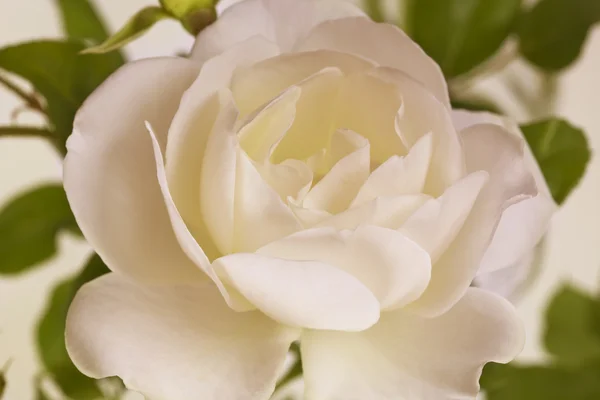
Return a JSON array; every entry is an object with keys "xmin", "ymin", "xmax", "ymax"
[
  {"xmin": 191, "ymin": 0, "xmax": 365, "ymax": 63},
  {"xmin": 296, "ymin": 17, "xmax": 450, "ymax": 107},
  {"xmin": 408, "ymin": 124, "xmax": 537, "ymax": 316},
  {"xmin": 301, "ymin": 288, "xmax": 524, "ymax": 400},
  {"xmin": 476, "ymin": 252, "xmax": 536, "ymax": 299},
  {"xmin": 451, "ymin": 110, "xmax": 556, "ymax": 276},
  {"xmin": 66, "ymin": 274, "xmax": 299, "ymax": 400},
  {"xmin": 64, "ymin": 58, "xmax": 204, "ymax": 284}
]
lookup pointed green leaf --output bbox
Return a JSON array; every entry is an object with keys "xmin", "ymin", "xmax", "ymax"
[
  {"xmin": 82, "ymin": 7, "xmax": 174, "ymax": 55},
  {"xmin": 53, "ymin": 0, "xmax": 125, "ymax": 68},
  {"xmin": 521, "ymin": 118, "xmax": 591, "ymax": 204},
  {"xmin": 518, "ymin": 0, "xmax": 600, "ymax": 71},
  {"xmin": 37, "ymin": 254, "xmax": 110, "ymax": 399},
  {"xmin": 0, "ymin": 40, "xmax": 123, "ymax": 152},
  {"xmin": 405, "ymin": 0, "xmax": 521, "ymax": 78},
  {"xmin": 0, "ymin": 185, "xmax": 80, "ymax": 276},
  {"xmin": 544, "ymin": 285, "xmax": 600, "ymax": 366}
]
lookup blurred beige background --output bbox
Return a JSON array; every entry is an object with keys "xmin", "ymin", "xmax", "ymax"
[{"xmin": 0, "ymin": 1, "xmax": 599, "ymax": 399}]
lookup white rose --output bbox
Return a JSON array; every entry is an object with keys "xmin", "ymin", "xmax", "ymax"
[{"xmin": 64, "ymin": 1, "xmax": 554, "ymax": 399}]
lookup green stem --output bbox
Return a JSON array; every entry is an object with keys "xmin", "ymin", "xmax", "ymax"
[
  {"xmin": 0, "ymin": 126, "xmax": 54, "ymax": 139},
  {"xmin": 0, "ymin": 73, "xmax": 45, "ymax": 114},
  {"xmin": 363, "ymin": 0, "xmax": 385, "ymax": 22}
]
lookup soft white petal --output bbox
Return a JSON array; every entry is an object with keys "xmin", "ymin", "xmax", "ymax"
[
  {"xmin": 400, "ymin": 171, "xmax": 489, "ymax": 263},
  {"xmin": 315, "ymin": 194, "xmax": 429, "ymax": 230},
  {"xmin": 200, "ymin": 91, "xmax": 302, "ymax": 254},
  {"xmin": 302, "ymin": 130, "xmax": 370, "ymax": 214},
  {"xmin": 257, "ymin": 226, "xmax": 431, "ymax": 311},
  {"xmin": 200, "ymin": 91, "xmax": 239, "ymax": 255},
  {"xmin": 239, "ymin": 87, "xmax": 314, "ymax": 200},
  {"xmin": 408, "ymin": 124, "xmax": 537, "ymax": 316},
  {"xmin": 166, "ymin": 36, "xmax": 279, "ymax": 260},
  {"xmin": 476, "ymin": 250, "xmax": 537, "ymax": 300},
  {"xmin": 233, "ymin": 146, "xmax": 303, "ymax": 252},
  {"xmin": 451, "ymin": 110, "xmax": 556, "ymax": 274},
  {"xmin": 213, "ymin": 252, "xmax": 380, "ymax": 331},
  {"xmin": 66, "ymin": 274, "xmax": 298, "ymax": 400},
  {"xmin": 239, "ymin": 87, "xmax": 301, "ymax": 161},
  {"xmin": 231, "ymin": 50, "xmax": 373, "ymax": 117},
  {"xmin": 478, "ymin": 193, "xmax": 555, "ymax": 274},
  {"xmin": 352, "ymin": 133, "xmax": 433, "ymax": 207},
  {"xmin": 192, "ymin": 0, "xmax": 364, "ymax": 63},
  {"xmin": 271, "ymin": 67, "xmax": 345, "ymax": 163},
  {"xmin": 296, "ymin": 17, "xmax": 450, "ymax": 106},
  {"xmin": 64, "ymin": 58, "xmax": 203, "ymax": 284},
  {"xmin": 372, "ymin": 67, "xmax": 465, "ymax": 195},
  {"xmin": 301, "ymin": 288, "xmax": 524, "ymax": 400},
  {"xmin": 334, "ymin": 71, "xmax": 407, "ymax": 163},
  {"xmin": 147, "ymin": 122, "xmax": 253, "ymax": 311}
]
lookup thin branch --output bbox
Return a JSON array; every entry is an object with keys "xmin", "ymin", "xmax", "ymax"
[
  {"xmin": 0, "ymin": 126, "xmax": 54, "ymax": 139},
  {"xmin": 0, "ymin": 72, "xmax": 45, "ymax": 114}
]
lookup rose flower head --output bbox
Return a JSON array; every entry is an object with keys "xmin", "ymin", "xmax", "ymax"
[{"xmin": 64, "ymin": 0, "xmax": 555, "ymax": 399}]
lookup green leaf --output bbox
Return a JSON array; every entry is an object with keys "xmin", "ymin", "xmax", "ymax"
[
  {"xmin": 544, "ymin": 285, "xmax": 600, "ymax": 366},
  {"xmin": 82, "ymin": 7, "xmax": 173, "ymax": 55},
  {"xmin": 36, "ymin": 254, "xmax": 110, "ymax": 399},
  {"xmin": 521, "ymin": 118, "xmax": 591, "ymax": 204},
  {"xmin": 54, "ymin": 0, "xmax": 125, "ymax": 67},
  {"xmin": 362, "ymin": 0, "xmax": 385, "ymax": 22},
  {"xmin": 0, "ymin": 40, "xmax": 122, "ymax": 152},
  {"xmin": 0, "ymin": 185, "xmax": 79, "ymax": 276},
  {"xmin": 518, "ymin": 0, "xmax": 600, "ymax": 71},
  {"xmin": 481, "ymin": 362, "xmax": 600, "ymax": 400},
  {"xmin": 451, "ymin": 97, "xmax": 504, "ymax": 114},
  {"xmin": 0, "ymin": 372, "xmax": 5, "ymax": 398},
  {"xmin": 35, "ymin": 387, "xmax": 51, "ymax": 400},
  {"xmin": 405, "ymin": 0, "xmax": 521, "ymax": 78}
]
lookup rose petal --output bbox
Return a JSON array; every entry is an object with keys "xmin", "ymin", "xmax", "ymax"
[
  {"xmin": 199, "ymin": 91, "xmax": 239, "ymax": 255},
  {"xmin": 166, "ymin": 36, "xmax": 279, "ymax": 260},
  {"xmin": 301, "ymin": 288, "xmax": 524, "ymax": 400},
  {"xmin": 315, "ymin": 194, "xmax": 429, "ymax": 231},
  {"xmin": 371, "ymin": 67, "xmax": 465, "ymax": 195},
  {"xmin": 64, "ymin": 58, "xmax": 203, "ymax": 284},
  {"xmin": 451, "ymin": 110, "xmax": 556, "ymax": 274},
  {"xmin": 200, "ymin": 90, "xmax": 302, "ymax": 254},
  {"xmin": 351, "ymin": 133, "xmax": 433, "ymax": 207},
  {"xmin": 231, "ymin": 50, "xmax": 373, "ymax": 117},
  {"xmin": 191, "ymin": 0, "xmax": 364, "ymax": 63},
  {"xmin": 272, "ymin": 67, "xmax": 345, "ymax": 162},
  {"xmin": 302, "ymin": 130, "xmax": 370, "ymax": 214},
  {"xmin": 147, "ymin": 122, "xmax": 253, "ymax": 311},
  {"xmin": 296, "ymin": 16, "xmax": 450, "ymax": 106},
  {"xmin": 400, "ymin": 171, "xmax": 489, "ymax": 263},
  {"xmin": 333, "ymin": 71, "xmax": 407, "ymax": 163},
  {"xmin": 408, "ymin": 124, "xmax": 537, "ymax": 316},
  {"xmin": 66, "ymin": 273, "xmax": 298, "ymax": 400},
  {"xmin": 213, "ymin": 252, "xmax": 380, "ymax": 331},
  {"xmin": 257, "ymin": 225, "xmax": 431, "ymax": 311}
]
